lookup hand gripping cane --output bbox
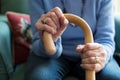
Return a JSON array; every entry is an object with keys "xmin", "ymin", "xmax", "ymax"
[{"xmin": 42, "ymin": 14, "xmax": 95, "ymax": 80}]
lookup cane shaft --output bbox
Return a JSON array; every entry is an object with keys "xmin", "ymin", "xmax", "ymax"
[{"xmin": 43, "ymin": 14, "xmax": 95, "ymax": 80}]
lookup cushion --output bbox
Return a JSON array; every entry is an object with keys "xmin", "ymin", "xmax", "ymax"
[{"xmin": 6, "ymin": 12, "xmax": 32, "ymax": 65}]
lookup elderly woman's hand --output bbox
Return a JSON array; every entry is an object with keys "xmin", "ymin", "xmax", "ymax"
[
  {"xmin": 35, "ymin": 7, "xmax": 68, "ymax": 41},
  {"xmin": 76, "ymin": 43, "xmax": 106, "ymax": 72}
]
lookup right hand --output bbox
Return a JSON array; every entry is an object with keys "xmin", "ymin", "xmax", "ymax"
[{"xmin": 35, "ymin": 7, "xmax": 68, "ymax": 41}]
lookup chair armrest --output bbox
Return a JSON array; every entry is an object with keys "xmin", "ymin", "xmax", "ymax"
[{"xmin": 0, "ymin": 17, "xmax": 13, "ymax": 77}]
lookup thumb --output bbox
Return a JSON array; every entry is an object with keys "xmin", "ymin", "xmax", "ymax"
[{"xmin": 76, "ymin": 44, "xmax": 85, "ymax": 53}]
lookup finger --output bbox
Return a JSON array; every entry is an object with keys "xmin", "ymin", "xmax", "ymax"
[
  {"xmin": 39, "ymin": 24, "xmax": 56, "ymax": 34},
  {"xmin": 47, "ymin": 11, "xmax": 60, "ymax": 28},
  {"xmin": 52, "ymin": 17, "xmax": 68, "ymax": 41},
  {"xmin": 82, "ymin": 57, "xmax": 97, "ymax": 64},
  {"xmin": 83, "ymin": 43, "xmax": 102, "ymax": 51},
  {"xmin": 80, "ymin": 63, "xmax": 101, "ymax": 72},
  {"xmin": 81, "ymin": 50, "xmax": 100, "ymax": 59},
  {"xmin": 50, "ymin": 7, "xmax": 64, "ymax": 19},
  {"xmin": 57, "ymin": 17, "xmax": 68, "ymax": 34},
  {"xmin": 51, "ymin": 7, "xmax": 68, "ymax": 28},
  {"xmin": 82, "ymin": 49, "xmax": 106, "ymax": 59},
  {"xmin": 35, "ymin": 14, "xmax": 46, "ymax": 30},
  {"xmin": 82, "ymin": 56, "xmax": 104, "ymax": 64},
  {"xmin": 59, "ymin": 15, "xmax": 68, "ymax": 29},
  {"xmin": 42, "ymin": 17, "xmax": 57, "ymax": 34},
  {"xmin": 35, "ymin": 14, "xmax": 57, "ymax": 34},
  {"xmin": 76, "ymin": 44, "xmax": 85, "ymax": 53}
]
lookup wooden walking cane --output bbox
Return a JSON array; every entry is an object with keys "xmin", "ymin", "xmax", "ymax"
[{"xmin": 43, "ymin": 13, "xmax": 95, "ymax": 80}]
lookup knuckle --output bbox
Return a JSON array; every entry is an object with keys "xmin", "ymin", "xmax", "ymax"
[
  {"xmin": 54, "ymin": 7, "xmax": 60, "ymax": 11},
  {"xmin": 90, "ymin": 57, "xmax": 95, "ymax": 61},
  {"xmin": 50, "ymin": 12, "xmax": 56, "ymax": 17},
  {"xmin": 35, "ymin": 22, "xmax": 40, "ymax": 29},
  {"xmin": 44, "ymin": 17, "xmax": 51, "ymax": 24},
  {"xmin": 86, "ymin": 51, "xmax": 92, "ymax": 57},
  {"xmin": 86, "ymin": 43, "xmax": 91, "ymax": 48},
  {"xmin": 43, "ymin": 25, "xmax": 48, "ymax": 29}
]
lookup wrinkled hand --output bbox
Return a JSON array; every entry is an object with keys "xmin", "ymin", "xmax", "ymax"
[
  {"xmin": 76, "ymin": 43, "xmax": 106, "ymax": 72},
  {"xmin": 35, "ymin": 7, "xmax": 68, "ymax": 41}
]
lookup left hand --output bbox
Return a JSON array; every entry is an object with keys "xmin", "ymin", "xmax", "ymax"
[
  {"xmin": 35, "ymin": 7, "xmax": 68, "ymax": 42},
  {"xmin": 76, "ymin": 43, "xmax": 106, "ymax": 72}
]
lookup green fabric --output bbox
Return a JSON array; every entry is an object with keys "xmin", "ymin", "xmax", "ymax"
[
  {"xmin": 114, "ymin": 13, "xmax": 120, "ymax": 66},
  {"xmin": 10, "ymin": 63, "xmax": 25, "ymax": 80},
  {"xmin": 114, "ymin": 13, "xmax": 120, "ymax": 53},
  {"xmin": 0, "ymin": 0, "xmax": 28, "ymax": 78},
  {"xmin": 1, "ymin": 0, "xmax": 29, "ymax": 14},
  {"xmin": 0, "ymin": 55, "xmax": 9, "ymax": 80},
  {"xmin": 0, "ymin": 19, "xmax": 13, "ymax": 75},
  {"xmin": 0, "ymin": 15, "xmax": 7, "ymax": 21}
]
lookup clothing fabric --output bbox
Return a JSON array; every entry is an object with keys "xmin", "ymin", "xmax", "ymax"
[
  {"xmin": 29, "ymin": 0, "xmax": 115, "ymax": 63},
  {"xmin": 24, "ymin": 52, "xmax": 120, "ymax": 80},
  {"xmin": 25, "ymin": 0, "xmax": 120, "ymax": 80}
]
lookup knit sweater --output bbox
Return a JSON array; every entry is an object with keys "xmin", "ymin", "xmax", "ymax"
[{"xmin": 29, "ymin": 0, "xmax": 115, "ymax": 63}]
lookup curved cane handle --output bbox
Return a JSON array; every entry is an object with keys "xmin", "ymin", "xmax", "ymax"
[{"xmin": 43, "ymin": 14, "xmax": 95, "ymax": 80}]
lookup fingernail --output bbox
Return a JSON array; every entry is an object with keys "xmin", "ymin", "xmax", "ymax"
[
  {"xmin": 77, "ymin": 45, "xmax": 82, "ymax": 49},
  {"xmin": 65, "ymin": 19, "xmax": 68, "ymax": 24}
]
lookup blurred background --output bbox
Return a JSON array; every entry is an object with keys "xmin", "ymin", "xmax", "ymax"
[{"xmin": 114, "ymin": 0, "xmax": 120, "ymax": 13}]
